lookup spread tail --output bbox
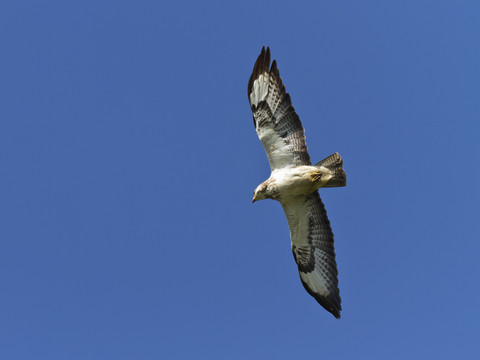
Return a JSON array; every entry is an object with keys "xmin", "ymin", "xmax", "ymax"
[{"xmin": 315, "ymin": 153, "xmax": 346, "ymax": 187}]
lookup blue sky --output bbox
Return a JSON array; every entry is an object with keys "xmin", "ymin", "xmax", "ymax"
[{"xmin": 1, "ymin": 1, "xmax": 479, "ymax": 359}]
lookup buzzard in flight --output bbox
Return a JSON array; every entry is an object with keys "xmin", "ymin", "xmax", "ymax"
[{"xmin": 248, "ymin": 47, "xmax": 346, "ymax": 318}]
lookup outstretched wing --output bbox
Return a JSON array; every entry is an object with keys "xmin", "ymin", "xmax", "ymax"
[
  {"xmin": 248, "ymin": 47, "xmax": 311, "ymax": 171},
  {"xmin": 281, "ymin": 191, "xmax": 341, "ymax": 318}
]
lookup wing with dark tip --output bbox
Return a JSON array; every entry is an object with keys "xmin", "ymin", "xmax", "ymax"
[
  {"xmin": 248, "ymin": 47, "xmax": 311, "ymax": 170},
  {"xmin": 281, "ymin": 192, "xmax": 342, "ymax": 318}
]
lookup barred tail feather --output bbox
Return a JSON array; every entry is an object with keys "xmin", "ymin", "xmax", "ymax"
[{"xmin": 315, "ymin": 153, "xmax": 346, "ymax": 188}]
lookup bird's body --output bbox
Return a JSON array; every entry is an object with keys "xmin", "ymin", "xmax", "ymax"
[
  {"xmin": 248, "ymin": 47, "xmax": 346, "ymax": 318},
  {"xmin": 273, "ymin": 166, "xmax": 323, "ymax": 197},
  {"xmin": 255, "ymin": 164, "xmax": 339, "ymax": 201}
]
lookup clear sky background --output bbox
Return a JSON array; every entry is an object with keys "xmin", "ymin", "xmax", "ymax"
[{"xmin": 1, "ymin": 1, "xmax": 479, "ymax": 359}]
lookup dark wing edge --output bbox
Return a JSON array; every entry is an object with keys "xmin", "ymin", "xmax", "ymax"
[
  {"xmin": 248, "ymin": 47, "xmax": 311, "ymax": 170},
  {"xmin": 284, "ymin": 191, "xmax": 342, "ymax": 318}
]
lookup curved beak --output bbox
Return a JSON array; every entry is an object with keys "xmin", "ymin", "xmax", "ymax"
[{"xmin": 252, "ymin": 194, "xmax": 257, "ymax": 203}]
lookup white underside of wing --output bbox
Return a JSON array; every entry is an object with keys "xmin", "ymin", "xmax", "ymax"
[
  {"xmin": 281, "ymin": 196, "xmax": 311, "ymax": 247},
  {"xmin": 249, "ymin": 74, "xmax": 269, "ymax": 107},
  {"xmin": 282, "ymin": 195, "xmax": 338, "ymax": 302},
  {"xmin": 251, "ymin": 74, "xmax": 297, "ymax": 170},
  {"xmin": 299, "ymin": 267, "xmax": 331, "ymax": 297},
  {"xmin": 257, "ymin": 127, "xmax": 297, "ymax": 170}
]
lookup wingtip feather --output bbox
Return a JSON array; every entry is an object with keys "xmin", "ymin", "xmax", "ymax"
[
  {"xmin": 248, "ymin": 46, "xmax": 272, "ymax": 99},
  {"xmin": 265, "ymin": 47, "xmax": 271, "ymax": 72},
  {"xmin": 300, "ymin": 277, "xmax": 342, "ymax": 319},
  {"xmin": 270, "ymin": 59, "xmax": 277, "ymax": 73}
]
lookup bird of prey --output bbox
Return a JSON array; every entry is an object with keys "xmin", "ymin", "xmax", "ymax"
[{"xmin": 248, "ymin": 47, "xmax": 346, "ymax": 318}]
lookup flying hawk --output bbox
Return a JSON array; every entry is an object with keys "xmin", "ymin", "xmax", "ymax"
[{"xmin": 248, "ymin": 47, "xmax": 346, "ymax": 318}]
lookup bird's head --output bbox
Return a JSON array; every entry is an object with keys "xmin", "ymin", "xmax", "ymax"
[{"xmin": 252, "ymin": 182, "xmax": 269, "ymax": 203}]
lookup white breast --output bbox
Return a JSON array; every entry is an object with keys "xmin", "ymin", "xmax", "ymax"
[{"xmin": 271, "ymin": 166, "xmax": 317, "ymax": 199}]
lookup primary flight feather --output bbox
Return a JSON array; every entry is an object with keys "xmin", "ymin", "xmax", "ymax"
[{"xmin": 248, "ymin": 47, "xmax": 346, "ymax": 318}]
